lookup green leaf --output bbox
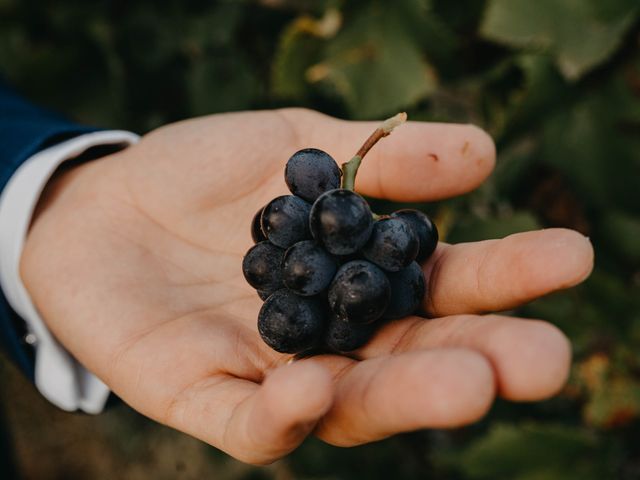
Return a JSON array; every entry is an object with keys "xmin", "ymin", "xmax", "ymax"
[
  {"xmin": 480, "ymin": 0, "xmax": 640, "ymax": 80},
  {"xmin": 541, "ymin": 114, "xmax": 640, "ymax": 210},
  {"xmin": 311, "ymin": 1, "xmax": 436, "ymax": 118},
  {"xmin": 540, "ymin": 72, "xmax": 640, "ymax": 213},
  {"xmin": 497, "ymin": 54, "xmax": 568, "ymax": 143},
  {"xmin": 271, "ymin": 16, "xmax": 326, "ymax": 99}
]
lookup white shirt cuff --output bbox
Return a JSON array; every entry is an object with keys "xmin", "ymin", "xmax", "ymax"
[{"xmin": 0, "ymin": 130, "xmax": 140, "ymax": 413}]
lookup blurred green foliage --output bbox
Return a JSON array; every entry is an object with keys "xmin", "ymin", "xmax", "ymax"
[{"xmin": 1, "ymin": 0, "xmax": 640, "ymax": 478}]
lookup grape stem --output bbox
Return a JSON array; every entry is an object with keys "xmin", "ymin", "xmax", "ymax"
[{"xmin": 341, "ymin": 112, "xmax": 407, "ymax": 191}]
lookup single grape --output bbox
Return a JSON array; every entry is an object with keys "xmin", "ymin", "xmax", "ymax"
[
  {"xmin": 362, "ymin": 217, "xmax": 419, "ymax": 272},
  {"xmin": 258, "ymin": 289, "xmax": 326, "ymax": 353},
  {"xmin": 242, "ymin": 241, "xmax": 284, "ymax": 292},
  {"xmin": 391, "ymin": 209, "xmax": 439, "ymax": 262},
  {"xmin": 328, "ymin": 260, "xmax": 390, "ymax": 324},
  {"xmin": 324, "ymin": 314, "xmax": 377, "ymax": 353},
  {"xmin": 282, "ymin": 240, "xmax": 338, "ymax": 296},
  {"xmin": 285, "ymin": 148, "xmax": 342, "ymax": 202},
  {"xmin": 251, "ymin": 205, "xmax": 267, "ymax": 243},
  {"xmin": 384, "ymin": 262, "xmax": 426, "ymax": 320},
  {"xmin": 309, "ymin": 189, "xmax": 374, "ymax": 255},
  {"xmin": 261, "ymin": 195, "xmax": 312, "ymax": 249}
]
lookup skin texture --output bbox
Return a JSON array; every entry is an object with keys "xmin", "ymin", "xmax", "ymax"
[{"xmin": 20, "ymin": 108, "xmax": 594, "ymax": 464}]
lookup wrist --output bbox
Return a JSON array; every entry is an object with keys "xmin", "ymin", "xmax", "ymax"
[{"xmin": 0, "ymin": 131, "xmax": 138, "ymax": 412}]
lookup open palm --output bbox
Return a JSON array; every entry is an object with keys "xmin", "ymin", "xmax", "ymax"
[{"xmin": 21, "ymin": 108, "xmax": 594, "ymax": 464}]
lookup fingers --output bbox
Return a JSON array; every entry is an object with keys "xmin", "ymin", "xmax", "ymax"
[
  {"xmin": 315, "ymin": 349, "xmax": 495, "ymax": 446},
  {"xmin": 164, "ymin": 361, "xmax": 334, "ymax": 465},
  {"xmin": 278, "ymin": 108, "xmax": 496, "ymax": 202},
  {"xmin": 424, "ymin": 228, "xmax": 594, "ymax": 316},
  {"xmin": 360, "ymin": 315, "xmax": 571, "ymax": 401}
]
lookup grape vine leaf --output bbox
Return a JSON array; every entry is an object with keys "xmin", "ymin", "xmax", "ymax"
[
  {"xmin": 540, "ymin": 73, "xmax": 640, "ymax": 213},
  {"xmin": 310, "ymin": 2, "xmax": 436, "ymax": 118},
  {"xmin": 480, "ymin": 0, "xmax": 640, "ymax": 80},
  {"xmin": 271, "ymin": 14, "xmax": 328, "ymax": 99}
]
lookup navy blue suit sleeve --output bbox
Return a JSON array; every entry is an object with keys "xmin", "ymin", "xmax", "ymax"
[{"xmin": 0, "ymin": 79, "xmax": 99, "ymax": 379}]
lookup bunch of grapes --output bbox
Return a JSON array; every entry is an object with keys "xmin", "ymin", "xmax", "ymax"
[{"xmin": 242, "ymin": 114, "xmax": 438, "ymax": 355}]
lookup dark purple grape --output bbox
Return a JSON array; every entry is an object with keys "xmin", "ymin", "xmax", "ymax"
[
  {"xmin": 285, "ymin": 148, "xmax": 342, "ymax": 202},
  {"xmin": 328, "ymin": 260, "xmax": 390, "ymax": 324},
  {"xmin": 257, "ymin": 290, "xmax": 271, "ymax": 301},
  {"xmin": 251, "ymin": 206, "xmax": 267, "ymax": 243},
  {"xmin": 362, "ymin": 217, "xmax": 419, "ymax": 272},
  {"xmin": 282, "ymin": 240, "xmax": 338, "ymax": 296},
  {"xmin": 336, "ymin": 251, "xmax": 364, "ymax": 265},
  {"xmin": 384, "ymin": 262, "xmax": 426, "ymax": 320},
  {"xmin": 258, "ymin": 290, "xmax": 326, "ymax": 353},
  {"xmin": 261, "ymin": 195, "xmax": 311, "ymax": 249},
  {"xmin": 391, "ymin": 209, "xmax": 439, "ymax": 263},
  {"xmin": 309, "ymin": 189, "xmax": 374, "ymax": 255},
  {"xmin": 324, "ymin": 314, "xmax": 377, "ymax": 353},
  {"xmin": 242, "ymin": 241, "xmax": 284, "ymax": 292}
]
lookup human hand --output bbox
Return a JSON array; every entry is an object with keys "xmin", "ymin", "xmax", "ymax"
[{"xmin": 21, "ymin": 109, "xmax": 594, "ymax": 464}]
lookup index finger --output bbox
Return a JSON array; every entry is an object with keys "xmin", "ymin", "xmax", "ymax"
[{"xmin": 278, "ymin": 109, "xmax": 496, "ymax": 202}]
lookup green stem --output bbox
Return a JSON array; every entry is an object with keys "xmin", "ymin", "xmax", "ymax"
[
  {"xmin": 341, "ymin": 155, "xmax": 362, "ymax": 191},
  {"xmin": 340, "ymin": 112, "xmax": 407, "ymax": 191}
]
